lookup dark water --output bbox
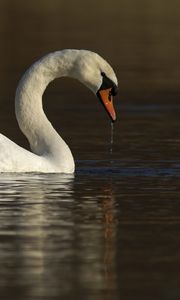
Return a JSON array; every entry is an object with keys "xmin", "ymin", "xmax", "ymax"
[
  {"xmin": 0, "ymin": 1, "xmax": 180, "ymax": 300},
  {"xmin": 0, "ymin": 106, "xmax": 180, "ymax": 300}
]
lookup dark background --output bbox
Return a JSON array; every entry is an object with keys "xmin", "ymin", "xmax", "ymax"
[{"xmin": 0, "ymin": 0, "xmax": 179, "ymax": 150}]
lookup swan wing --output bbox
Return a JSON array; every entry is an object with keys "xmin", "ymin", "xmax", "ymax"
[{"xmin": 0, "ymin": 134, "xmax": 43, "ymax": 172}]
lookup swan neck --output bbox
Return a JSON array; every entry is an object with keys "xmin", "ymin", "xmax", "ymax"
[{"xmin": 15, "ymin": 51, "xmax": 77, "ymax": 162}]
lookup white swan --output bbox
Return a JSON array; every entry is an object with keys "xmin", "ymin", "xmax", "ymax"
[{"xmin": 0, "ymin": 49, "xmax": 118, "ymax": 173}]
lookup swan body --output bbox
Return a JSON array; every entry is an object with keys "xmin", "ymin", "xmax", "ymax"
[{"xmin": 0, "ymin": 49, "xmax": 118, "ymax": 173}]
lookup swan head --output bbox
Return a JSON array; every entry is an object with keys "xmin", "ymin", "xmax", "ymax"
[{"xmin": 71, "ymin": 50, "xmax": 118, "ymax": 122}]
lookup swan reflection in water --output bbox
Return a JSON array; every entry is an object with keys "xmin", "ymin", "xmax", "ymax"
[{"xmin": 0, "ymin": 173, "xmax": 119, "ymax": 299}]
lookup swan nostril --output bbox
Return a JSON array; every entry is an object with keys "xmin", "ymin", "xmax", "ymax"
[{"xmin": 108, "ymin": 91, "xmax": 112, "ymax": 101}]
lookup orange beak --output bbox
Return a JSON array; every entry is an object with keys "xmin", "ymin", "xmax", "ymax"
[{"xmin": 97, "ymin": 88, "xmax": 116, "ymax": 122}]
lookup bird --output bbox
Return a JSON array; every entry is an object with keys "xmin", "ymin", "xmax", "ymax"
[{"xmin": 0, "ymin": 49, "xmax": 118, "ymax": 173}]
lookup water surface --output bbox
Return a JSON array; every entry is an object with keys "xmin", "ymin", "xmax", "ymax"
[{"xmin": 0, "ymin": 105, "xmax": 180, "ymax": 300}]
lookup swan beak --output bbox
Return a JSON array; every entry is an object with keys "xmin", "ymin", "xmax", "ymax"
[{"xmin": 97, "ymin": 88, "xmax": 116, "ymax": 122}]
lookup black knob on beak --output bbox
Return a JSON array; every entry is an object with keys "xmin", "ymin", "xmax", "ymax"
[{"xmin": 111, "ymin": 85, "xmax": 118, "ymax": 96}]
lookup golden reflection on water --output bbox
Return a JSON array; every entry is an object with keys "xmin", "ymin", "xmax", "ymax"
[
  {"xmin": 0, "ymin": 173, "xmax": 120, "ymax": 299},
  {"xmin": 100, "ymin": 184, "xmax": 119, "ymax": 299}
]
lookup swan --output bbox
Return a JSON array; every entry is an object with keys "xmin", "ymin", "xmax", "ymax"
[{"xmin": 0, "ymin": 49, "xmax": 118, "ymax": 173}]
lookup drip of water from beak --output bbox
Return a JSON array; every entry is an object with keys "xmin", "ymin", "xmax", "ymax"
[{"xmin": 110, "ymin": 122, "xmax": 114, "ymax": 164}]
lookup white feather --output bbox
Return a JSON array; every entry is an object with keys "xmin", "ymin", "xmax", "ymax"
[{"xmin": 0, "ymin": 49, "xmax": 117, "ymax": 173}]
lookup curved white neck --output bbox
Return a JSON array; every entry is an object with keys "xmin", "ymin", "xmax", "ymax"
[{"xmin": 15, "ymin": 50, "xmax": 79, "ymax": 167}]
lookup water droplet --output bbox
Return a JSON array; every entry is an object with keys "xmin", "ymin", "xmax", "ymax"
[{"xmin": 110, "ymin": 122, "xmax": 114, "ymax": 165}]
